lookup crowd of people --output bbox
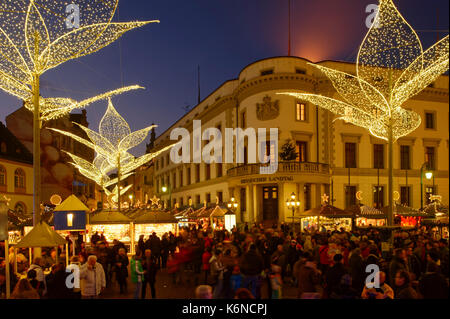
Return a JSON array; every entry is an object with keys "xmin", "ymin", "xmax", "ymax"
[{"xmin": 0, "ymin": 222, "xmax": 448, "ymax": 299}]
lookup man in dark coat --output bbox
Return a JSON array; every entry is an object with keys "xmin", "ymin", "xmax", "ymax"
[
  {"xmin": 418, "ymin": 261, "xmax": 448, "ymax": 299},
  {"xmin": 239, "ymin": 244, "xmax": 264, "ymax": 298},
  {"xmin": 141, "ymin": 249, "xmax": 159, "ymax": 299},
  {"xmin": 349, "ymin": 248, "xmax": 365, "ymax": 294},
  {"xmin": 389, "ymin": 248, "xmax": 407, "ymax": 286},
  {"xmin": 325, "ymin": 254, "xmax": 348, "ymax": 298}
]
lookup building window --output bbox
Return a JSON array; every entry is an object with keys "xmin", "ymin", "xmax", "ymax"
[
  {"xmin": 0, "ymin": 142, "xmax": 6, "ymax": 153},
  {"xmin": 216, "ymin": 163, "xmax": 223, "ymax": 178},
  {"xmin": 206, "ymin": 193, "xmax": 211, "ymax": 204},
  {"xmin": 160, "ymin": 158, "xmax": 164, "ymax": 169},
  {"xmin": 425, "ymin": 112, "xmax": 435, "ymax": 129},
  {"xmin": 179, "ymin": 198, "xmax": 184, "ymax": 207},
  {"xmin": 345, "ymin": 186, "xmax": 356, "ymax": 209},
  {"xmin": 217, "ymin": 191, "xmax": 223, "ymax": 204},
  {"xmin": 155, "ymin": 160, "xmax": 159, "ymax": 171},
  {"xmin": 295, "ymin": 102, "xmax": 306, "ymax": 121},
  {"xmin": 187, "ymin": 167, "xmax": 191, "ymax": 184},
  {"xmin": 296, "ymin": 141, "xmax": 308, "ymax": 163},
  {"xmin": 260, "ymin": 69, "xmax": 274, "ymax": 76},
  {"xmin": 241, "ymin": 111, "xmax": 246, "ymax": 129},
  {"xmin": 400, "ymin": 145, "xmax": 411, "ymax": 170},
  {"xmin": 425, "ymin": 187, "xmax": 435, "ymax": 205},
  {"xmin": 172, "ymin": 172, "xmax": 176, "ymax": 188},
  {"xmin": 14, "ymin": 202, "xmax": 26, "ymax": 215},
  {"xmin": 195, "ymin": 164, "xmax": 200, "ymax": 183},
  {"xmin": 304, "ymin": 184, "xmax": 311, "ymax": 211},
  {"xmin": 179, "ymin": 170, "xmax": 183, "ymax": 188},
  {"xmin": 425, "ymin": 147, "xmax": 436, "ymax": 170},
  {"xmin": 373, "ymin": 144, "xmax": 384, "ymax": 169},
  {"xmin": 166, "ymin": 154, "xmax": 170, "ymax": 167},
  {"xmin": 263, "ymin": 141, "xmax": 276, "ymax": 164},
  {"xmin": 296, "ymin": 68, "xmax": 306, "ymax": 75},
  {"xmin": 345, "ymin": 143, "xmax": 357, "ymax": 168},
  {"xmin": 205, "ymin": 164, "xmax": 211, "ymax": 180},
  {"xmin": 0, "ymin": 165, "xmax": 6, "ymax": 188},
  {"xmin": 400, "ymin": 186, "xmax": 411, "ymax": 206},
  {"xmin": 373, "ymin": 186, "xmax": 384, "ymax": 209},
  {"xmin": 14, "ymin": 168, "xmax": 26, "ymax": 191},
  {"xmin": 195, "ymin": 195, "xmax": 201, "ymax": 205}
]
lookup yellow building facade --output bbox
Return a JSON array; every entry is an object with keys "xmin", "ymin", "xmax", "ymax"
[
  {"xmin": 150, "ymin": 57, "xmax": 449, "ymax": 225},
  {"xmin": 0, "ymin": 122, "xmax": 34, "ymax": 215}
]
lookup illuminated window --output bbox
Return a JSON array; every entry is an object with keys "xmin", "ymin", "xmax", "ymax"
[
  {"xmin": 14, "ymin": 168, "xmax": 25, "ymax": 190},
  {"xmin": 400, "ymin": 186, "xmax": 411, "ymax": 206},
  {"xmin": 295, "ymin": 102, "xmax": 306, "ymax": 121},
  {"xmin": 373, "ymin": 186, "xmax": 384, "ymax": 209}
]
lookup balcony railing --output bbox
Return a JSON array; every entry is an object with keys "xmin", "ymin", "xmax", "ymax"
[{"xmin": 227, "ymin": 161, "xmax": 330, "ymax": 177}]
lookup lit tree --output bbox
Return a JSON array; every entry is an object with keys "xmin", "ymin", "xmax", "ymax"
[
  {"xmin": 280, "ymin": 0, "xmax": 449, "ymax": 226},
  {"xmin": 0, "ymin": 0, "xmax": 159, "ymax": 223},
  {"xmin": 51, "ymin": 99, "xmax": 173, "ymax": 211}
]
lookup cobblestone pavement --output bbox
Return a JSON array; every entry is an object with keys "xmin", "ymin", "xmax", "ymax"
[{"xmin": 100, "ymin": 268, "xmax": 298, "ymax": 299}]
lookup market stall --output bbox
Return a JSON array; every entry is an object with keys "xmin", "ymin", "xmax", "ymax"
[
  {"xmin": 174, "ymin": 207, "xmax": 196, "ymax": 227},
  {"xmin": 133, "ymin": 209, "xmax": 178, "ymax": 240},
  {"xmin": 193, "ymin": 205, "xmax": 214, "ymax": 230},
  {"xmin": 353, "ymin": 205, "xmax": 386, "ymax": 227},
  {"xmin": 209, "ymin": 206, "xmax": 235, "ymax": 231},
  {"xmin": 87, "ymin": 210, "xmax": 132, "ymax": 247},
  {"xmin": 300, "ymin": 205, "xmax": 353, "ymax": 232}
]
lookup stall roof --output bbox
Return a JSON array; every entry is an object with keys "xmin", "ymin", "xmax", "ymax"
[
  {"xmin": 355, "ymin": 205, "xmax": 386, "ymax": 219},
  {"xmin": 133, "ymin": 210, "xmax": 178, "ymax": 224},
  {"xmin": 54, "ymin": 195, "xmax": 89, "ymax": 212},
  {"xmin": 15, "ymin": 221, "xmax": 67, "ymax": 248},
  {"xmin": 382, "ymin": 205, "xmax": 431, "ymax": 217},
  {"xmin": 210, "ymin": 206, "xmax": 233, "ymax": 217},
  {"xmin": 89, "ymin": 210, "xmax": 132, "ymax": 224},
  {"xmin": 301, "ymin": 205, "xmax": 354, "ymax": 218}
]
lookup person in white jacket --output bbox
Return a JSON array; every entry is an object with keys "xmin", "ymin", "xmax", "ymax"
[{"xmin": 80, "ymin": 255, "xmax": 106, "ymax": 299}]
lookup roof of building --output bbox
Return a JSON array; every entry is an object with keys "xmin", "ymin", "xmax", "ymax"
[
  {"xmin": 15, "ymin": 221, "xmax": 67, "ymax": 248},
  {"xmin": 0, "ymin": 121, "xmax": 32, "ymax": 164},
  {"xmin": 54, "ymin": 195, "xmax": 89, "ymax": 212}
]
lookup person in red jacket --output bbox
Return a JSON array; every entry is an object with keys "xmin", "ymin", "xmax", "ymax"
[
  {"xmin": 319, "ymin": 239, "xmax": 330, "ymax": 274},
  {"xmin": 202, "ymin": 247, "xmax": 212, "ymax": 284}
]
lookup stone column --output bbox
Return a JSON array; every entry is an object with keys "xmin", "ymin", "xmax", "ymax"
[{"xmin": 247, "ymin": 184, "xmax": 254, "ymax": 223}]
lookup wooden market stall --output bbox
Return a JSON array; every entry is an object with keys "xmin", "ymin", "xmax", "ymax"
[
  {"xmin": 300, "ymin": 205, "xmax": 353, "ymax": 232},
  {"xmin": 133, "ymin": 209, "xmax": 178, "ymax": 244},
  {"xmin": 87, "ymin": 210, "xmax": 132, "ymax": 249},
  {"xmin": 209, "ymin": 206, "xmax": 236, "ymax": 231},
  {"xmin": 353, "ymin": 205, "xmax": 386, "ymax": 227}
]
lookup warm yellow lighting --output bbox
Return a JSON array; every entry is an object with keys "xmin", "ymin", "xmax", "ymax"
[
  {"xmin": 162, "ymin": 186, "xmax": 168, "ymax": 193},
  {"xmin": 67, "ymin": 213, "xmax": 73, "ymax": 227},
  {"xmin": 425, "ymin": 172, "xmax": 433, "ymax": 180},
  {"xmin": 279, "ymin": 0, "xmax": 448, "ymax": 142},
  {"xmin": 0, "ymin": 0, "xmax": 159, "ymax": 121},
  {"xmin": 129, "ymin": 195, "xmax": 133, "ymax": 200}
]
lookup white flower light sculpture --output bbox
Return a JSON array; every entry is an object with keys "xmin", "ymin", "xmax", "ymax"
[
  {"xmin": 51, "ymin": 99, "xmax": 173, "ymax": 210},
  {"xmin": 0, "ymin": 0, "xmax": 159, "ymax": 223},
  {"xmin": 280, "ymin": 0, "xmax": 449, "ymax": 225}
]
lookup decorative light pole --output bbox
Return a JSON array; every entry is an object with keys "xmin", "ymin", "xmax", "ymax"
[
  {"xmin": 420, "ymin": 162, "xmax": 433, "ymax": 209},
  {"xmin": 226, "ymin": 197, "xmax": 239, "ymax": 231},
  {"xmin": 227, "ymin": 197, "xmax": 239, "ymax": 212},
  {"xmin": 286, "ymin": 192, "xmax": 301, "ymax": 232}
]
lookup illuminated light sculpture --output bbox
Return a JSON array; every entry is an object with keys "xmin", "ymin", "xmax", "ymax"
[
  {"xmin": 280, "ymin": 0, "xmax": 449, "ymax": 226},
  {"xmin": 0, "ymin": 0, "xmax": 159, "ymax": 224},
  {"xmin": 50, "ymin": 99, "xmax": 174, "ymax": 211}
]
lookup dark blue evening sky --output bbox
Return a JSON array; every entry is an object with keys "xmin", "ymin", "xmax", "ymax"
[{"xmin": 0, "ymin": 0, "xmax": 448, "ymax": 155}]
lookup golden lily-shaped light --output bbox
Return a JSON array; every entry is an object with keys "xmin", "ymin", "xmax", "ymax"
[
  {"xmin": 280, "ymin": 0, "xmax": 449, "ymax": 141},
  {"xmin": 0, "ymin": 0, "xmax": 158, "ymax": 119}
]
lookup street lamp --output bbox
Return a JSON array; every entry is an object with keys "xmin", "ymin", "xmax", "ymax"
[
  {"xmin": 226, "ymin": 197, "xmax": 238, "ymax": 231},
  {"xmin": 128, "ymin": 194, "xmax": 133, "ymax": 208},
  {"xmin": 420, "ymin": 162, "xmax": 433, "ymax": 209},
  {"xmin": 161, "ymin": 185, "xmax": 171, "ymax": 209},
  {"xmin": 286, "ymin": 192, "xmax": 300, "ymax": 232}
]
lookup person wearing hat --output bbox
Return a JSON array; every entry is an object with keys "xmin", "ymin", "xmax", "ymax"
[{"xmin": 324, "ymin": 254, "xmax": 348, "ymax": 298}]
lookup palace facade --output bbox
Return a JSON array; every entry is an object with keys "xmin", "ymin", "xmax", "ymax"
[{"xmin": 149, "ymin": 57, "xmax": 449, "ymax": 225}]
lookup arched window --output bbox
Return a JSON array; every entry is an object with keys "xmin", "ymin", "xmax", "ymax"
[
  {"xmin": 0, "ymin": 142, "xmax": 6, "ymax": 153},
  {"xmin": 14, "ymin": 202, "xmax": 27, "ymax": 215},
  {"xmin": 0, "ymin": 165, "xmax": 6, "ymax": 190},
  {"xmin": 14, "ymin": 168, "xmax": 26, "ymax": 191}
]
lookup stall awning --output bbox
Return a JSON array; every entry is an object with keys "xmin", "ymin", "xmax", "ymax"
[
  {"xmin": 89, "ymin": 210, "xmax": 132, "ymax": 224},
  {"xmin": 54, "ymin": 195, "xmax": 89, "ymax": 212},
  {"xmin": 210, "ymin": 206, "xmax": 233, "ymax": 217},
  {"xmin": 355, "ymin": 205, "xmax": 386, "ymax": 219},
  {"xmin": 15, "ymin": 221, "xmax": 67, "ymax": 248},
  {"xmin": 133, "ymin": 210, "xmax": 178, "ymax": 224},
  {"xmin": 319, "ymin": 205, "xmax": 353, "ymax": 218},
  {"xmin": 194, "ymin": 206, "xmax": 214, "ymax": 218},
  {"xmin": 383, "ymin": 205, "xmax": 431, "ymax": 217}
]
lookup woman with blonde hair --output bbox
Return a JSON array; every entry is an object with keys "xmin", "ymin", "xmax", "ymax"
[{"xmin": 11, "ymin": 278, "xmax": 40, "ymax": 299}]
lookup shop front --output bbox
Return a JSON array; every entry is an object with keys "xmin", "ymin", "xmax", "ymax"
[
  {"xmin": 87, "ymin": 210, "xmax": 132, "ymax": 247},
  {"xmin": 301, "ymin": 205, "xmax": 353, "ymax": 232}
]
